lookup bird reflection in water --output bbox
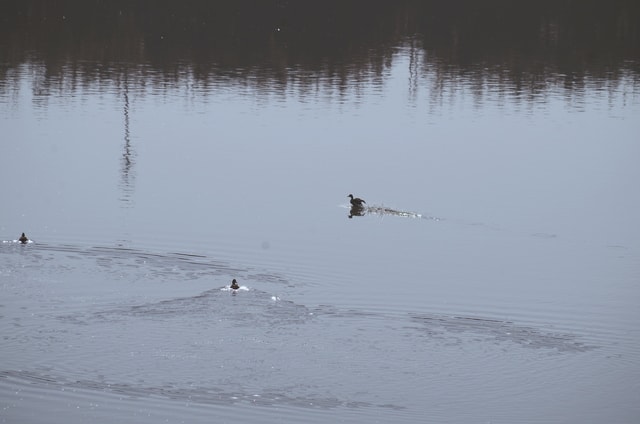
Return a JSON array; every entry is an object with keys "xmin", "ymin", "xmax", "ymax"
[{"xmin": 348, "ymin": 205, "xmax": 367, "ymax": 218}]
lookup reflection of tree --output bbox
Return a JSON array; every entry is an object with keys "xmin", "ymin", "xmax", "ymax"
[
  {"xmin": 119, "ymin": 69, "xmax": 135, "ymax": 207},
  {"xmin": 407, "ymin": 38, "xmax": 421, "ymax": 107},
  {"xmin": 1, "ymin": 0, "xmax": 638, "ymax": 102}
]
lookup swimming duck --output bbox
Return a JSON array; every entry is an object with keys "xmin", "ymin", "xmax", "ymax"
[
  {"xmin": 230, "ymin": 279, "xmax": 240, "ymax": 290},
  {"xmin": 348, "ymin": 194, "xmax": 366, "ymax": 207},
  {"xmin": 18, "ymin": 233, "xmax": 29, "ymax": 244}
]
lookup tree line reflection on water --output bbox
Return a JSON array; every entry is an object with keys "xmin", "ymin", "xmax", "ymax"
[{"xmin": 1, "ymin": 0, "xmax": 638, "ymax": 101}]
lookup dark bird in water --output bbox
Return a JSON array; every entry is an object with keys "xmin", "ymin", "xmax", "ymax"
[
  {"xmin": 348, "ymin": 194, "xmax": 366, "ymax": 207},
  {"xmin": 230, "ymin": 279, "xmax": 240, "ymax": 290},
  {"xmin": 18, "ymin": 233, "xmax": 29, "ymax": 243}
]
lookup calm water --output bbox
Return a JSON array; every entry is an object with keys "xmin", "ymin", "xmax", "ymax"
[{"xmin": 2, "ymin": 2, "xmax": 640, "ymax": 423}]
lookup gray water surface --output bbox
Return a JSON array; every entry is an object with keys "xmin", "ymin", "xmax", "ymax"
[{"xmin": 2, "ymin": 2, "xmax": 640, "ymax": 423}]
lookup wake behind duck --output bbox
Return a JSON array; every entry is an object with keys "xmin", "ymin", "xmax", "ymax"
[
  {"xmin": 365, "ymin": 205, "xmax": 430, "ymax": 220},
  {"xmin": 344, "ymin": 195, "xmax": 439, "ymax": 220}
]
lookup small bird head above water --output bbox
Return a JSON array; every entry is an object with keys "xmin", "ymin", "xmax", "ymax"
[
  {"xmin": 18, "ymin": 232, "xmax": 29, "ymax": 243},
  {"xmin": 348, "ymin": 194, "xmax": 366, "ymax": 206},
  {"xmin": 230, "ymin": 279, "xmax": 240, "ymax": 290}
]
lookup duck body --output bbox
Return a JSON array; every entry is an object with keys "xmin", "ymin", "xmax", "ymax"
[
  {"xmin": 18, "ymin": 232, "xmax": 29, "ymax": 244},
  {"xmin": 230, "ymin": 279, "xmax": 240, "ymax": 290},
  {"xmin": 348, "ymin": 194, "xmax": 366, "ymax": 207}
]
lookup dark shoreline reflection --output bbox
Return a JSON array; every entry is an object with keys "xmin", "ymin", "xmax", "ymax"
[{"xmin": 1, "ymin": 0, "xmax": 638, "ymax": 105}]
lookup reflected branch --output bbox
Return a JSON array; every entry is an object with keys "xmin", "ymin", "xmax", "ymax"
[{"xmin": 119, "ymin": 70, "xmax": 136, "ymax": 207}]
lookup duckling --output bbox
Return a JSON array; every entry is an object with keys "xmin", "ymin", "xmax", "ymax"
[
  {"xmin": 18, "ymin": 233, "xmax": 29, "ymax": 244},
  {"xmin": 230, "ymin": 279, "xmax": 240, "ymax": 290},
  {"xmin": 347, "ymin": 194, "xmax": 366, "ymax": 207}
]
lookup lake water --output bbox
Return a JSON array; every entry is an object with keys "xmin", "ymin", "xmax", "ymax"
[{"xmin": 1, "ymin": 2, "xmax": 640, "ymax": 423}]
